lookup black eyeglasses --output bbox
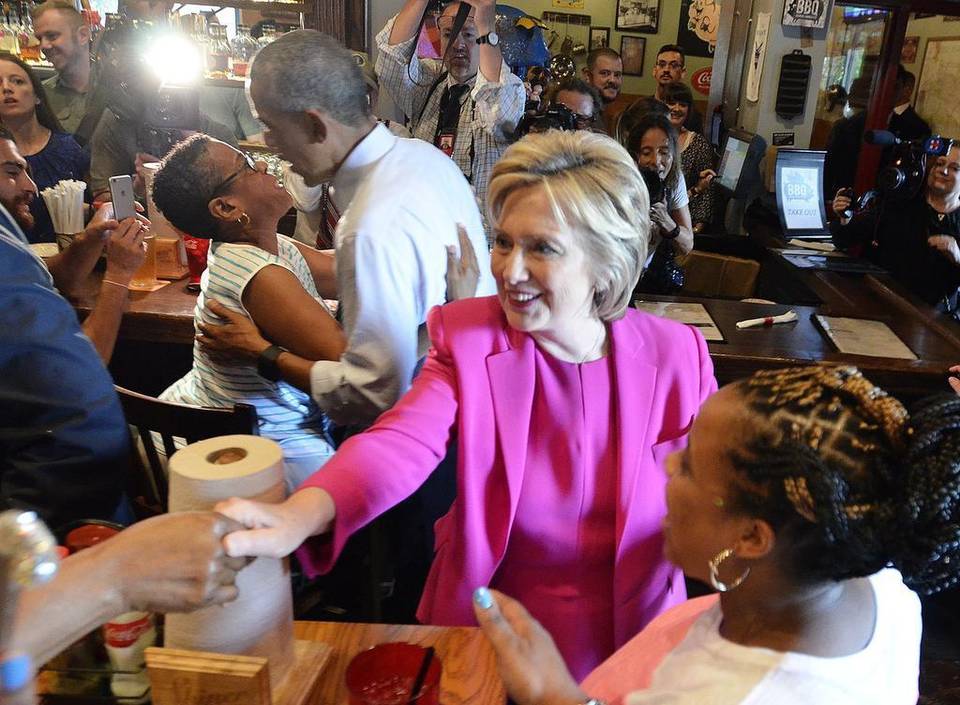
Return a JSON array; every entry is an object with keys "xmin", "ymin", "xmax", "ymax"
[
  {"xmin": 656, "ymin": 60, "xmax": 684, "ymax": 71},
  {"xmin": 212, "ymin": 151, "xmax": 258, "ymax": 196}
]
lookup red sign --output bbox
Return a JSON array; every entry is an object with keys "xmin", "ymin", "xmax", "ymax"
[{"xmin": 692, "ymin": 67, "xmax": 712, "ymax": 95}]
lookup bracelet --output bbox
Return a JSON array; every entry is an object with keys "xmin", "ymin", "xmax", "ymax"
[{"xmin": 102, "ymin": 278, "xmax": 130, "ymax": 289}]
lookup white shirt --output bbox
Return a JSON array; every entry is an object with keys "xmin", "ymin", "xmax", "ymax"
[
  {"xmin": 309, "ymin": 123, "xmax": 496, "ymax": 426},
  {"xmin": 624, "ymin": 569, "xmax": 921, "ymax": 705}
]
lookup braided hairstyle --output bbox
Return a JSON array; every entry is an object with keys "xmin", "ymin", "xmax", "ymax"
[{"xmin": 729, "ymin": 366, "xmax": 960, "ymax": 595}]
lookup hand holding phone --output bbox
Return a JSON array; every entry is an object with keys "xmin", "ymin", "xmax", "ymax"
[{"xmin": 109, "ymin": 175, "xmax": 136, "ymax": 222}]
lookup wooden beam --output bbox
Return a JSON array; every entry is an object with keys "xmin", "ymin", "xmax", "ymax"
[{"xmin": 309, "ymin": 0, "xmax": 366, "ymax": 51}]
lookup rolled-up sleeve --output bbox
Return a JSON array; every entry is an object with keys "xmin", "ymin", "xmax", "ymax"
[
  {"xmin": 472, "ymin": 62, "xmax": 525, "ymax": 141},
  {"xmin": 375, "ymin": 16, "xmax": 442, "ymax": 122}
]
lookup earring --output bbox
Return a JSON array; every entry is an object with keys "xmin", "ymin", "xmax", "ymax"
[
  {"xmin": 708, "ymin": 548, "xmax": 750, "ymax": 592},
  {"xmin": 236, "ymin": 212, "xmax": 251, "ymax": 227}
]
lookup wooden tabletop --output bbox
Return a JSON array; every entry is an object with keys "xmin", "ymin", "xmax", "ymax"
[{"xmin": 292, "ymin": 621, "xmax": 505, "ymax": 705}]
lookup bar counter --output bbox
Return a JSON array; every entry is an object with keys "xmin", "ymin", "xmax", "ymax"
[{"xmin": 69, "ymin": 252, "xmax": 960, "ymax": 401}]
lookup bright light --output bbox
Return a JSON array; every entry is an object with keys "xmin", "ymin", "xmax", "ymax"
[{"xmin": 144, "ymin": 32, "xmax": 203, "ymax": 86}]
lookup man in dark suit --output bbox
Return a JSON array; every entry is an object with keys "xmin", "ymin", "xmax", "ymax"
[{"xmin": 889, "ymin": 66, "xmax": 931, "ymax": 142}]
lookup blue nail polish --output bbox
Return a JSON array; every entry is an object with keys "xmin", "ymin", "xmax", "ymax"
[
  {"xmin": 0, "ymin": 653, "xmax": 32, "ymax": 693},
  {"xmin": 473, "ymin": 586, "xmax": 493, "ymax": 609}
]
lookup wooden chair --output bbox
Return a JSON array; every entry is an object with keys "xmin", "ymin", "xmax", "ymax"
[{"xmin": 115, "ymin": 386, "xmax": 259, "ymax": 512}]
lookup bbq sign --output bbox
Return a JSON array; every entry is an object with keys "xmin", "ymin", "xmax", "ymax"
[
  {"xmin": 782, "ymin": 0, "xmax": 828, "ymax": 29},
  {"xmin": 780, "ymin": 167, "xmax": 823, "ymax": 230}
]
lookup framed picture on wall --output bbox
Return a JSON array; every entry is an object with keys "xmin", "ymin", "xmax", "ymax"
[
  {"xmin": 902, "ymin": 36, "xmax": 919, "ymax": 64},
  {"xmin": 916, "ymin": 36, "xmax": 960, "ymax": 140},
  {"xmin": 589, "ymin": 26, "xmax": 611, "ymax": 51},
  {"xmin": 616, "ymin": 0, "xmax": 660, "ymax": 34},
  {"xmin": 620, "ymin": 35, "xmax": 646, "ymax": 76}
]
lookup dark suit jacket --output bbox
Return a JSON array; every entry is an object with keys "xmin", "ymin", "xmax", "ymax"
[{"xmin": 889, "ymin": 105, "xmax": 931, "ymax": 142}]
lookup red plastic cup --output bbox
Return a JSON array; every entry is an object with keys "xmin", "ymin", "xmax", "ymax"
[
  {"xmin": 183, "ymin": 234, "xmax": 210, "ymax": 290},
  {"xmin": 65, "ymin": 523, "xmax": 120, "ymax": 553},
  {"xmin": 345, "ymin": 643, "xmax": 442, "ymax": 705}
]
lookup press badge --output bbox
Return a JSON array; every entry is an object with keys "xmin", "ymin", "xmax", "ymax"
[{"xmin": 437, "ymin": 132, "xmax": 457, "ymax": 158}]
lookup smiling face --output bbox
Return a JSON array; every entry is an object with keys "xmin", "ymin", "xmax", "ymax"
[
  {"xmin": 663, "ymin": 386, "xmax": 753, "ymax": 583},
  {"xmin": 928, "ymin": 144, "xmax": 960, "ymax": 199},
  {"xmin": 655, "ymin": 50, "xmax": 686, "ymax": 88},
  {"xmin": 664, "ymin": 99, "xmax": 689, "ymax": 131},
  {"xmin": 205, "ymin": 140, "xmax": 292, "ymax": 227},
  {"xmin": 584, "ymin": 54, "xmax": 623, "ymax": 104},
  {"xmin": 0, "ymin": 60, "xmax": 38, "ymax": 122},
  {"xmin": 34, "ymin": 9, "xmax": 88, "ymax": 74},
  {"xmin": 491, "ymin": 183, "xmax": 596, "ymax": 338},
  {"xmin": 439, "ymin": 2, "xmax": 480, "ymax": 84},
  {"xmin": 0, "ymin": 138, "xmax": 37, "ymax": 230},
  {"xmin": 636, "ymin": 127, "xmax": 674, "ymax": 180}
]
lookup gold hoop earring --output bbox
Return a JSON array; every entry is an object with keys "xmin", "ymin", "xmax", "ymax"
[
  {"xmin": 708, "ymin": 548, "xmax": 750, "ymax": 592},
  {"xmin": 236, "ymin": 212, "xmax": 251, "ymax": 227}
]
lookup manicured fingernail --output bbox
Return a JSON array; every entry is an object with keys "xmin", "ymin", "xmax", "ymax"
[
  {"xmin": 473, "ymin": 586, "xmax": 493, "ymax": 609},
  {"xmin": 0, "ymin": 653, "xmax": 32, "ymax": 693}
]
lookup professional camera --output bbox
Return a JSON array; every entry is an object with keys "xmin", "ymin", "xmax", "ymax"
[
  {"xmin": 515, "ymin": 103, "xmax": 579, "ymax": 138},
  {"xmin": 865, "ymin": 130, "xmax": 956, "ymax": 199},
  {"xmin": 639, "ymin": 167, "xmax": 666, "ymax": 206}
]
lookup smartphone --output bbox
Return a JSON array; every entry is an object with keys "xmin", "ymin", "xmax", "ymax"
[{"xmin": 109, "ymin": 175, "xmax": 136, "ymax": 222}]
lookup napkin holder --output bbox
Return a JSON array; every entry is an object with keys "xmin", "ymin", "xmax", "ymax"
[{"xmin": 145, "ymin": 642, "xmax": 331, "ymax": 705}]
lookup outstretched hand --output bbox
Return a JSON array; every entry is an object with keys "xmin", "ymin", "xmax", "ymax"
[
  {"xmin": 950, "ymin": 365, "xmax": 960, "ymax": 395},
  {"xmin": 472, "ymin": 588, "xmax": 586, "ymax": 705},
  {"xmin": 446, "ymin": 224, "xmax": 481, "ymax": 302}
]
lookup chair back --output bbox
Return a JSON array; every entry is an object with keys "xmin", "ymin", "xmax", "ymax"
[{"xmin": 115, "ymin": 385, "xmax": 259, "ymax": 512}]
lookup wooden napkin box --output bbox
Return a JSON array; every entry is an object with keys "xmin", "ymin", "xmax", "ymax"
[{"xmin": 156, "ymin": 236, "xmax": 189, "ymax": 280}]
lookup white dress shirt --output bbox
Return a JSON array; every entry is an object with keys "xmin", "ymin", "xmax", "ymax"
[{"xmin": 309, "ymin": 123, "xmax": 496, "ymax": 426}]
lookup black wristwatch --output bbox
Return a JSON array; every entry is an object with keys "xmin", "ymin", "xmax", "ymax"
[
  {"xmin": 663, "ymin": 223, "xmax": 681, "ymax": 240},
  {"xmin": 257, "ymin": 344, "xmax": 286, "ymax": 382},
  {"xmin": 476, "ymin": 31, "xmax": 500, "ymax": 46}
]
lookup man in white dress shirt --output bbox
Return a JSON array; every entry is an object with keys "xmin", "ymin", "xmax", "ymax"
[{"xmin": 201, "ymin": 29, "xmax": 495, "ymax": 429}]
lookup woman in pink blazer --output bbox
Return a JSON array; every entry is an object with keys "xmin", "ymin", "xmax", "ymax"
[{"xmin": 218, "ymin": 130, "xmax": 717, "ymax": 678}]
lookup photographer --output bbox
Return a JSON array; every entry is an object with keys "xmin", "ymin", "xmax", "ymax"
[
  {"xmin": 831, "ymin": 141, "xmax": 960, "ymax": 310},
  {"xmin": 515, "ymin": 78, "xmax": 602, "ymax": 137}
]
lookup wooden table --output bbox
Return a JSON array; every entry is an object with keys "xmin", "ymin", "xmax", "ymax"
[{"xmin": 292, "ymin": 621, "xmax": 505, "ymax": 705}]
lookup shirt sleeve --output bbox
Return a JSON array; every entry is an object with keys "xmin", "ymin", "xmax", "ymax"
[
  {"xmin": 374, "ymin": 16, "xmax": 443, "ymax": 123},
  {"xmin": 0, "ymin": 234, "xmax": 128, "ymax": 529},
  {"xmin": 309, "ymin": 216, "xmax": 426, "ymax": 426},
  {"xmin": 667, "ymin": 172, "xmax": 690, "ymax": 211},
  {"xmin": 471, "ymin": 60, "xmax": 525, "ymax": 139}
]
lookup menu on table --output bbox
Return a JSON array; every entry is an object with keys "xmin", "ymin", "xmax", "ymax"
[
  {"xmin": 813, "ymin": 315, "xmax": 917, "ymax": 360},
  {"xmin": 635, "ymin": 301, "xmax": 724, "ymax": 342}
]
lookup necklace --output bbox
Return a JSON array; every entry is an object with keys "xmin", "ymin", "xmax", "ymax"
[{"xmin": 577, "ymin": 322, "xmax": 607, "ymax": 364}]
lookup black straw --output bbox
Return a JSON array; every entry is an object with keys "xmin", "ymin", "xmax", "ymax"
[{"xmin": 408, "ymin": 646, "xmax": 435, "ymax": 705}]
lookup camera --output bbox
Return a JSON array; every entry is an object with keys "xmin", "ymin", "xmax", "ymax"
[
  {"xmin": 640, "ymin": 167, "xmax": 666, "ymax": 206},
  {"xmin": 865, "ymin": 130, "xmax": 956, "ymax": 199},
  {"xmin": 515, "ymin": 103, "xmax": 579, "ymax": 138}
]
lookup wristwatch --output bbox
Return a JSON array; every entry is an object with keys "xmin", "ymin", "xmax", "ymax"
[
  {"xmin": 663, "ymin": 223, "xmax": 681, "ymax": 240},
  {"xmin": 476, "ymin": 31, "xmax": 500, "ymax": 46},
  {"xmin": 257, "ymin": 344, "xmax": 286, "ymax": 382}
]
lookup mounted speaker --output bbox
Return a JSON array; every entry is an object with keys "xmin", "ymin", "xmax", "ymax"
[{"xmin": 775, "ymin": 50, "xmax": 812, "ymax": 120}]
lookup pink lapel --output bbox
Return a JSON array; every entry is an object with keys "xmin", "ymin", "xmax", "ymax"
[
  {"xmin": 609, "ymin": 314, "xmax": 658, "ymax": 563},
  {"xmin": 485, "ymin": 324, "xmax": 535, "ymax": 560}
]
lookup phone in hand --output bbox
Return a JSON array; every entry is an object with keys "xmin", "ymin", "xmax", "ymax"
[{"xmin": 109, "ymin": 175, "xmax": 136, "ymax": 222}]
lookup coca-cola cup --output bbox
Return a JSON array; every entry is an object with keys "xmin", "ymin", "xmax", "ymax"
[
  {"xmin": 183, "ymin": 234, "xmax": 210, "ymax": 291},
  {"xmin": 345, "ymin": 643, "xmax": 442, "ymax": 705}
]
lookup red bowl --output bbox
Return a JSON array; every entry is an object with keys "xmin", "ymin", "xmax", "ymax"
[{"xmin": 345, "ymin": 643, "xmax": 442, "ymax": 705}]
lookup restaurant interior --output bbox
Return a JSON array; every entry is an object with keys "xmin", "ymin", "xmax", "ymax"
[{"xmin": 6, "ymin": 0, "xmax": 960, "ymax": 703}]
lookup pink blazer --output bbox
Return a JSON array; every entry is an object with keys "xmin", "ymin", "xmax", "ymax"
[{"xmin": 298, "ymin": 296, "xmax": 717, "ymax": 646}]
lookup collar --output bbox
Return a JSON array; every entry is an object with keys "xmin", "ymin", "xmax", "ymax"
[
  {"xmin": 331, "ymin": 122, "xmax": 396, "ymax": 210},
  {"xmin": 893, "ymin": 102, "xmax": 910, "ymax": 115},
  {"xmin": 445, "ymin": 71, "xmax": 477, "ymax": 89}
]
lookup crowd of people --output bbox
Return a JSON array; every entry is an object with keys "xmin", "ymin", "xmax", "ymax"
[{"xmin": 2, "ymin": 1, "xmax": 960, "ymax": 704}]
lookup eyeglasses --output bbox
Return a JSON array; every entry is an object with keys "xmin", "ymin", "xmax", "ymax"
[
  {"xmin": 656, "ymin": 60, "xmax": 684, "ymax": 71},
  {"xmin": 212, "ymin": 151, "xmax": 258, "ymax": 196}
]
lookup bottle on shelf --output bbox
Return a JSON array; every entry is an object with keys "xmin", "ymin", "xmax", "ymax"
[
  {"xmin": 0, "ymin": 2, "xmax": 21, "ymax": 56},
  {"xmin": 18, "ymin": 2, "xmax": 40, "ymax": 63},
  {"xmin": 229, "ymin": 23, "xmax": 257, "ymax": 78},
  {"xmin": 205, "ymin": 22, "xmax": 229, "ymax": 75}
]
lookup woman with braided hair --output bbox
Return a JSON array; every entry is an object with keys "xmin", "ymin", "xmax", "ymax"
[{"xmin": 471, "ymin": 365, "xmax": 960, "ymax": 705}]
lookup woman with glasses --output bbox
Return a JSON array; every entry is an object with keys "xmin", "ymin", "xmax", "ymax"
[
  {"xmin": 151, "ymin": 135, "xmax": 343, "ymax": 489},
  {"xmin": 662, "ymin": 81, "xmax": 716, "ymax": 233}
]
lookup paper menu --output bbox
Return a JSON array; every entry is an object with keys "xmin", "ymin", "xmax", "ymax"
[
  {"xmin": 635, "ymin": 301, "xmax": 724, "ymax": 342},
  {"xmin": 813, "ymin": 315, "xmax": 917, "ymax": 360}
]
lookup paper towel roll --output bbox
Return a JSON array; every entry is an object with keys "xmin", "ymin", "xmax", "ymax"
[{"xmin": 164, "ymin": 435, "xmax": 294, "ymax": 689}]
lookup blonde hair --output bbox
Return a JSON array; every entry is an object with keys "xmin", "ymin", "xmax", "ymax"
[
  {"xmin": 31, "ymin": 0, "xmax": 84, "ymax": 29},
  {"xmin": 487, "ymin": 130, "xmax": 650, "ymax": 321}
]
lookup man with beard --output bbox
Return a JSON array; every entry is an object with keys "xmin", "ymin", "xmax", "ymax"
[
  {"xmin": 652, "ymin": 44, "xmax": 703, "ymax": 134},
  {"xmin": 374, "ymin": 0, "xmax": 524, "ymax": 223},
  {"xmin": 0, "ymin": 126, "xmax": 145, "ymax": 530},
  {"xmin": 33, "ymin": 0, "xmax": 101, "ymax": 140},
  {"xmin": 582, "ymin": 47, "xmax": 625, "ymax": 135}
]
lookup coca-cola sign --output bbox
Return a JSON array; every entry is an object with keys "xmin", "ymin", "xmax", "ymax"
[{"xmin": 692, "ymin": 66, "xmax": 712, "ymax": 95}]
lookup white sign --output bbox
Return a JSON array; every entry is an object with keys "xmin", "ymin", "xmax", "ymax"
[
  {"xmin": 782, "ymin": 0, "xmax": 829, "ymax": 29},
  {"xmin": 746, "ymin": 12, "xmax": 770, "ymax": 102},
  {"xmin": 780, "ymin": 166, "xmax": 822, "ymax": 230}
]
